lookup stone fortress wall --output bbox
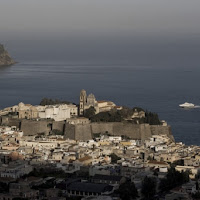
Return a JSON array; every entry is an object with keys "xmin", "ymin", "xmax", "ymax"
[
  {"xmin": 0, "ymin": 116, "xmax": 174, "ymax": 142},
  {"xmin": 64, "ymin": 122, "xmax": 174, "ymax": 141}
]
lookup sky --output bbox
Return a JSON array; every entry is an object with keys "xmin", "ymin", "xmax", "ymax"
[
  {"xmin": 1, "ymin": 0, "xmax": 200, "ymax": 40},
  {"xmin": 0, "ymin": 0, "xmax": 200, "ymax": 65}
]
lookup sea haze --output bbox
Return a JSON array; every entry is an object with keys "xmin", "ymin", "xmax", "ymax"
[{"xmin": 0, "ymin": 38, "xmax": 200, "ymax": 145}]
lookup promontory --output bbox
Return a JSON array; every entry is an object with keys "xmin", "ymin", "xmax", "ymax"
[{"xmin": 0, "ymin": 44, "xmax": 15, "ymax": 66}]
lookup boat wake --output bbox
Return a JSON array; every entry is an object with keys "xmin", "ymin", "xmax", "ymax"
[{"xmin": 194, "ymin": 105, "xmax": 200, "ymax": 108}]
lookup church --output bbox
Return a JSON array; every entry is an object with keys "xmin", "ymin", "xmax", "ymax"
[{"xmin": 79, "ymin": 89, "xmax": 120, "ymax": 116}]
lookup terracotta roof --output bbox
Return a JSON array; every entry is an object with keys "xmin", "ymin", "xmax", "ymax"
[
  {"xmin": 114, "ymin": 106, "xmax": 122, "ymax": 108},
  {"xmin": 25, "ymin": 104, "xmax": 32, "ymax": 106},
  {"xmin": 97, "ymin": 100, "xmax": 107, "ymax": 103},
  {"xmin": 78, "ymin": 156, "xmax": 92, "ymax": 162}
]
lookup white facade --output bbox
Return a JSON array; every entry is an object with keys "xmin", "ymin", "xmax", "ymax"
[{"xmin": 36, "ymin": 104, "xmax": 78, "ymax": 121}]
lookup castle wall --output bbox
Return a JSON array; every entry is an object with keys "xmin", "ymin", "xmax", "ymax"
[
  {"xmin": 0, "ymin": 116, "xmax": 174, "ymax": 141},
  {"xmin": 64, "ymin": 124, "xmax": 75, "ymax": 140},
  {"xmin": 74, "ymin": 124, "xmax": 92, "ymax": 141},
  {"xmin": 20, "ymin": 120, "xmax": 49, "ymax": 136},
  {"xmin": 0, "ymin": 116, "xmax": 21, "ymax": 128},
  {"xmin": 91, "ymin": 123, "xmax": 113, "ymax": 134},
  {"xmin": 7, "ymin": 118, "xmax": 21, "ymax": 129},
  {"xmin": 113, "ymin": 123, "xmax": 141, "ymax": 139},
  {"xmin": 64, "ymin": 122, "xmax": 173, "ymax": 141},
  {"xmin": 52, "ymin": 121, "xmax": 65, "ymax": 132},
  {"xmin": 150, "ymin": 125, "xmax": 174, "ymax": 141},
  {"xmin": 140, "ymin": 124, "xmax": 152, "ymax": 141},
  {"xmin": 90, "ymin": 123, "xmax": 151, "ymax": 140}
]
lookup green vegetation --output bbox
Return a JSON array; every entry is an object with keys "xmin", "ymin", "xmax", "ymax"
[
  {"xmin": 84, "ymin": 106, "xmax": 96, "ymax": 119},
  {"xmin": 192, "ymin": 192, "xmax": 200, "ymax": 199},
  {"xmin": 110, "ymin": 153, "xmax": 121, "ymax": 163},
  {"xmin": 83, "ymin": 106, "xmax": 161, "ymax": 125},
  {"xmin": 132, "ymin": 107, "xmax": 145, "ymax": 112},
  {"xmin": 90, "ymin": 110, "xmax": 122, "ymax": 122},
  {"xmin": 118, "ymin": 107, "xmax": 134, "ymax": 119},
  {"xmin": 159, "ymin": 167, "xmax": 190, "ymax": 192},
  {"xmin": 25, "ymin": 168, "xmax": 68, "ymax": 179},
  {"xmin": 141, "ymin": 176, "xmax": 157, "ymax": 200},
  {"xmin": 117, "ymin": 181, "xmax": 138, "ymax": 200},
  {"xmin": 84, "ymin": 107, "xmax": 134, "ymax": 122},
  {"xmin": 144, "ymin": 111, "xmax": 161, "ymax": 125},
  {"xmin": 171, "ymin": 159, "xmax": 184, "ymax": 167},
  {"xmin": 40, "ymin": 98, "xmax": 73, "ymax": 106}
]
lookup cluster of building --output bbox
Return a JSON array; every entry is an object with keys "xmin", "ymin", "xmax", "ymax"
[
  {"xmin": 0, "ymin": 90, "xmax": 198, "ymax": 199},
  {"xmin": 0, "ymin": 90, "xmax": 124, "ymax": 122},
  {"xmin": 0, "ymin": 125, "xmax": 200, "ymax": 199}
]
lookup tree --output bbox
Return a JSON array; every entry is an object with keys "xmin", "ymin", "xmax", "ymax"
[
  {"xmin": 159, "ymin": 168, "xmax": 190, "ymax": 192},
  {"xmin": 84, "ymin": 106, "xmax": 96, "ymax": 119},
  {"xmin": 118, "ymin": 107, "xmax": 133, "ymax": 119},
  {"xmin": 144, "ymin": 111, "xmax": 161, "ymax": 125},
  {"xmin": 141, "ymin": 176, "xmax": 157, "ymax": 200},
  {"xmin": 117, "ymin": 181, "xmax": 138, "ymax": 200},
  {"xmin": 192, "ymin": 192, "xmax": 200, "ymax": 199},
  {"xmin": 39, "ymin": 98, "xmax": 72, "ymax": 106},
  {"xmin": 90, "ymin": 111, "xmax": 122, "ymax": 122},
  {"xmin": 132, "ymin": 107, "xmax": 145, "ymax": 112},
  {"xmin": 110, "ymin": 153, "xmax": 121, "ymax": 163},
  {"xmin": 171, "ymin": 159, "xmax": 184, "ymax": 167}
]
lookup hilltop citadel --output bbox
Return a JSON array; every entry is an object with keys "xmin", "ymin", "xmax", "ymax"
[
  {"xmin": 0, "ymin": 90, "xmax": 172, "ymax": 141},
  {"xmin": 0, "ymin": 90, "xmax": 199, "ymax": 200}
]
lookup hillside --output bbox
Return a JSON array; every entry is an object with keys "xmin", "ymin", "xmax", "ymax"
[{"xmin": 0, "ymin": 44, "xmax": 15, "ymax": 66}]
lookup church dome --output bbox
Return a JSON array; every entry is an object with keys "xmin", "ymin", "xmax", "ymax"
[
  {"xmin": 88, "ymin": 93, "xmax": 95, "ymax": 98},
  {"xmin": 18, "ymin": 102, "xmax": 25, "ymax": 108}
]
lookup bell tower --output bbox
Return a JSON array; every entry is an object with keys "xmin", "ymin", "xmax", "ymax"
[{"xmin": 79, "ymin": 89, "xmax": 87, "ymax": 115}]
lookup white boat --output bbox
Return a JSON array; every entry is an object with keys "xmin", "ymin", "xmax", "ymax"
[{"xmin": 179, "ymin": 102, "xmax": 195, "ymax": 108}]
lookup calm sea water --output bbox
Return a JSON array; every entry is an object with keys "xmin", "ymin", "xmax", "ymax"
[{"xmin": 0, "ymin": 40, "xmax": 200, "ymax": 145}]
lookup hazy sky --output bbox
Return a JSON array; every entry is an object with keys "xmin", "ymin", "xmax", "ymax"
[
  {"xmin": 1, "ymin": 0, "xmax": 200, "ymax": 40},
  {"xmin": 1, "ymin": 0, "xmax": 200, "ymax": 66}
]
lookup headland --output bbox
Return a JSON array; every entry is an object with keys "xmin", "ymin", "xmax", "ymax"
[{"xmin": 0, "ymin": 44, "xmax": 15, "ymax": 66}]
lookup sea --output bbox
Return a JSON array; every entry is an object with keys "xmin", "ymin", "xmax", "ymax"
[{"xmin": 0, "ymin": 39, "xmax": 200, "ymax": 146}]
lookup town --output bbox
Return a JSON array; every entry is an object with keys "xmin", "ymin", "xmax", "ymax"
[{"xmin": 0, "ymin": 90, "xmax": 199, "ymax": 200}]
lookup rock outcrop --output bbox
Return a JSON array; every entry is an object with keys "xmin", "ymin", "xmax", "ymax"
[{"xmin": 0, "ymin": 44, "xmax": 15, "ymax": 66}]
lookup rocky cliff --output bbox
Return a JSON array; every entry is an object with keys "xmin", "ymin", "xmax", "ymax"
[{"xmin": 0, "ymin": 44, "xmax": 15, "ymax": 66}]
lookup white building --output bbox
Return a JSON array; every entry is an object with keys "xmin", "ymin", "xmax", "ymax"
[{"xmin": 36, "ymin": 104, "xmax": 78, "ymax": 121}]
